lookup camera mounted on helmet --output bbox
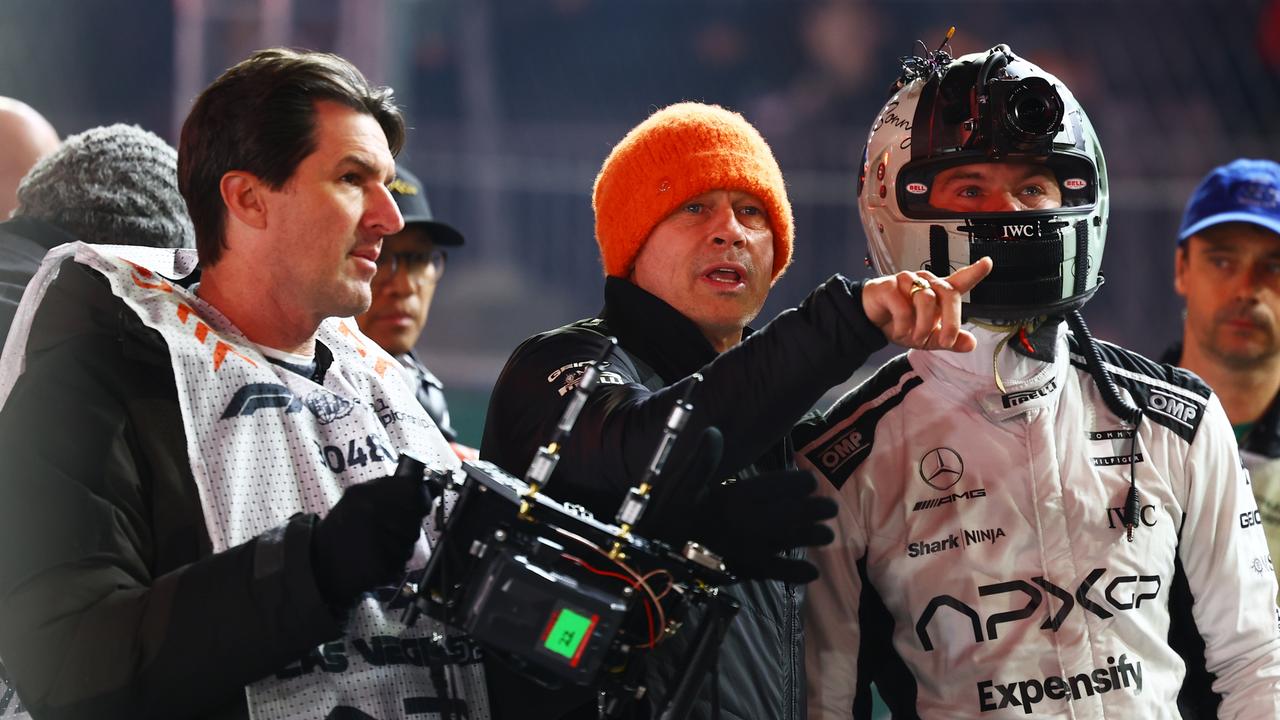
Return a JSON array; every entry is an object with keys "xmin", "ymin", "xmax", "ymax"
[{"xmin": 860, "ymin": 40, "xmax": 1109, "ymax": 322}]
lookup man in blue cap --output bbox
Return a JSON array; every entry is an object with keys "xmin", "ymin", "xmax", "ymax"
[
  {"xmin": 355, "ymin": 165, "xmax": 472, "ymax": 456},
  {"xmin": 1168, "ymin": 158, "xmax": 1280, "ymax": 587}
]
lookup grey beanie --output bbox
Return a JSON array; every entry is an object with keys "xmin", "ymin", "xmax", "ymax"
[{"xmin": 14, "ymin": 123, "xmax": 195, "ymax": 249}]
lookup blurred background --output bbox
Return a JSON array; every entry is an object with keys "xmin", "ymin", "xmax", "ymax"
[{"xmin": 3, "ymin": 0, "xmax": 1279, "ymax": 449}]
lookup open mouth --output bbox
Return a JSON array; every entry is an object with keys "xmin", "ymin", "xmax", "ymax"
[{"xmin": 704, "ymin": 266, "xmax": 744, "ymax": 285}]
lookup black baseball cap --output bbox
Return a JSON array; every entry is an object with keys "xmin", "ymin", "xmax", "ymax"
[{"xmin": 387, "ymin": 165, "xmax": 465, "ymax": 247}]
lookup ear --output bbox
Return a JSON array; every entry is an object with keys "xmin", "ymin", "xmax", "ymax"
[
  {"xmin": 1173, "ymin": 244, "xmax": 1190, "ymax": 297},
  {"xmin": 219, "ymin": 171, "xmax": 270, "ymax": 231}
]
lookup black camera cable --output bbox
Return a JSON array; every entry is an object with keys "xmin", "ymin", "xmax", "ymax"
[{"xmin": 1066, "ymin": 309, "xmax": 1146, "ymax": 540}]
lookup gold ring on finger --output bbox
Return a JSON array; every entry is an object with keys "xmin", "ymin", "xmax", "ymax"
[{"xmin": 909, "ymin": 277, "xmax": 930, "ymax": 297}]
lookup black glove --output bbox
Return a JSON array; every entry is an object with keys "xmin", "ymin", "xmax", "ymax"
[
  {"xmin": 694, "ymin": 469, "xmax": 838, "ymax": 584},
  {"xmin": 311, "ymin": 471, "xmax": 429, "ymax": 610},
  {"xmin": 645, "ymin": 424, "xmax": 838, "ymax": 584}
]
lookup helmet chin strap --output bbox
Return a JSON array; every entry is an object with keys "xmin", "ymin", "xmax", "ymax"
[{"xmin": 970, "ymin": 316, "xmax": 1046, "ymax": 393}]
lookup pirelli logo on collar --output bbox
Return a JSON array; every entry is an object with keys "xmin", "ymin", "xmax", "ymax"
[{"xmin": 1000, "ymin": 378, "xmax": 1057, "ymax": 409}]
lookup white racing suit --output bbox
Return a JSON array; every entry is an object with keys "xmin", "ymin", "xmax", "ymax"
[{"xmin": 800, "ymin": 322, "xmax": 1280, "ymax": 718}]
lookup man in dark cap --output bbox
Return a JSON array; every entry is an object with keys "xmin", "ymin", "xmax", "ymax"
[{"xmin": 356, "ymin": 165, "xmax": 471, "ymax": 455}]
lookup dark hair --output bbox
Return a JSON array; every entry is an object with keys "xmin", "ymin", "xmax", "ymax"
[{"xmin": 178, "ymin": 48, "xmax": 405, "ymax": 265}]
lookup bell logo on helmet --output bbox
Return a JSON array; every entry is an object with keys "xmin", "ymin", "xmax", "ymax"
[
  {"xmin": 906, "ymin": 182, "xmax": 929, "ymax": 195},
  {"xmin": 1064, "ymin": 178, "xmax": 1088, "ymax": 190}
]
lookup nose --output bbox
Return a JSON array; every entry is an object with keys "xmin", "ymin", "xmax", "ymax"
[
  {"xmin": 707, "ymin": 201, "xmax": 746, "ymax": 248},
  {"xmin": 382, "ymin": 264, "xmax": 416, "ymax": 297},
  {"xmin": 367, "ymin": 183, "xmax": 405, "ymax": 236},
  {"xmin": 984, "ymin": 192, "xmax": 1025, "ymax": 213},
  {"xmin": 1235, "ymin": 262, "xmax": 1267, "ymax": 300}
]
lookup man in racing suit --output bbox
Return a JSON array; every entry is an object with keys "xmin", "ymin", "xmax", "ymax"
[
  {"xmin": 481, "ymin": 102, "xmax": 990, "ymax": 719},
  {"xmin": 803, "ymin": 44, "xmax": 1280, "ymax": 718}
]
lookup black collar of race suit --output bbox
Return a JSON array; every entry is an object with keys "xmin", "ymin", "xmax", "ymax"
[
  {"xmin": 1007, "ymin": 317, "xmax": 1062, "ymax": 364},
  {"xmin": 600, "ymin": 276, "xmax": 752, "ymax": 382}
]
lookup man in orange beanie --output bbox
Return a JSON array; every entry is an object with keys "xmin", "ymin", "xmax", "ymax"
[{"xmin": 481, "ymin": 102, "xmax": 990, "ymax": 719}]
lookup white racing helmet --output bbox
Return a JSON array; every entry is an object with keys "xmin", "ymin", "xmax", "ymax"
[{"xmin": 858, "ymin": 44, "xmax": 1108, "ymax": 321}]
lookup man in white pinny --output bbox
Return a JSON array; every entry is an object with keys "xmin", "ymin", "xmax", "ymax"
[{"xmin": 0, "ymin": 48, "xmax": 488, "ymax": 719}]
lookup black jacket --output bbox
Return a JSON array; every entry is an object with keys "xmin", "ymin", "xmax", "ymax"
[
  {"xmin": 480, "ymin": 275, "xmax": 886, "ymax": 720},
  {"xmin": 0, "ymin": 261, "xmax": 342, "ymax": 719},
  {"xmin": 0, "ymin": 216, "xmax": 80, "ymax": 343},
  {"xmin": 403, "ymin": 351, "xmax": 459, "ymax": 442}
]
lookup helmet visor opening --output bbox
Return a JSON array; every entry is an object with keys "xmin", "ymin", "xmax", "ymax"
[{"xmin": 897, "ymin": 154, "xmax": 1097, "ymax": 220}]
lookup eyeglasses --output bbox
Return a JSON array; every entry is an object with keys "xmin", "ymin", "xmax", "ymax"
[{"xmin": 373, "ymin": 249, "xmax": 447, "ymax": 284}]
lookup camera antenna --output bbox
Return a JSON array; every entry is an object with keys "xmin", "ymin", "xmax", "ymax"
[
  {"xmin": 519, "ymin": 338, "xmax": 618, "ymax": 515},
  {"xmin": 611, "ymin": 374, "xmax": 702, "ymax": 549},
  {"xmin": 893, "ymin": 26, "xmax": 956, "ymax": 94}
]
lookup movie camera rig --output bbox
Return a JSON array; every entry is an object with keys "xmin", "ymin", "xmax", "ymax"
[{"xmin": 394, "ymin": 339, "xmax": 739, "ymax": 719}]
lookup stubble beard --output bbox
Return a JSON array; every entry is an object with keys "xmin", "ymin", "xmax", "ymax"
[{"xmin": 1205, "ymin": 319, "xmax": 1280, "ymax": 372}]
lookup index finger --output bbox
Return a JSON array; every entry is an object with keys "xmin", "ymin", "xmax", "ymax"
[{"xmin": 945, "ymin": 256, "xmax": 994, "ymax": 295}]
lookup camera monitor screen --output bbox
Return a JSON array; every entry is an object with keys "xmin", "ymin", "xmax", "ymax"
[{"xmin": 540, "ymin": 604, "xmax": 599, "ymax": 666}]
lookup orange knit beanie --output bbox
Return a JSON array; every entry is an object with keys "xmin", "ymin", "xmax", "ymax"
[{"xmin": 592, "ymin": 102, "xmax": 793, "ymax": 280}]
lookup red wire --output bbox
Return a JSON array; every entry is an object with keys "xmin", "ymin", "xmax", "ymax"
[
  {"xmin": 1018, "ymin": 326, "xmax": 1036, "ymax": 354},
  {"xmin": 561, "ymin": 554, "xmax": 657, "ymax": 648}
]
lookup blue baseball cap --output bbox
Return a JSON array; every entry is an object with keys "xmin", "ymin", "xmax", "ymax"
[{"xmin": 1178, "ymin": 159, "xmax": 1280, "ymax": 244}]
